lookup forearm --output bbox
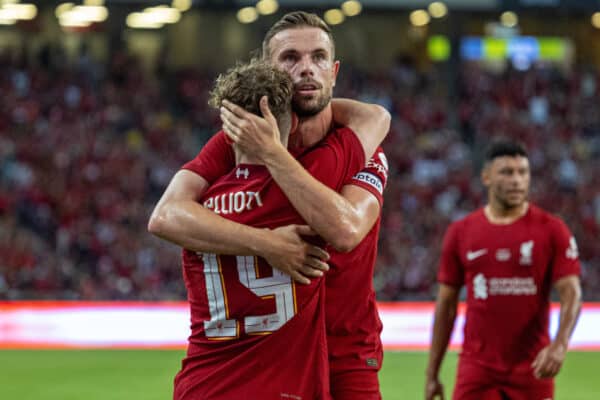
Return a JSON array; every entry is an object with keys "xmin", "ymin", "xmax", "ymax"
[
  {"xmin": 553, "ymin": 282, "xmax": 582, "ymax": 347},
  {"xmin": 331, "ymin": 98, "xmax": 379, "ymax": 126},
  {"xmin": 426, "ymin": 299, "xmax": 458, "ymax": 379},
  {"xmin": 149, "ymin": 200, "xmax": 271, "ymax": 256},
  {"xmin": 263, "ymin": 145, "xmax": 361, "ymax": 252},
  {"xmin": 331, "ymin": 98, "xmax": 390, "ymax": 159}
]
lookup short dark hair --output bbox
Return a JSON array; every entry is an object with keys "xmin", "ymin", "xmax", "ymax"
[
  {"xmin": 208, "ymin": 58, "xmax": 293, "ymax": 120},
  {"xmin": 262, "ymin": 11, "xmax": 334, "ymax": 59},
  {"xmin": 484, "ymin": 139, "xmax": 528, "ymax": 162}
]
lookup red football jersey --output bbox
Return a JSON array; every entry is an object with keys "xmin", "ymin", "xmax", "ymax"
[
  {"xmin": 183, "ymin": 132, "xmax": 388, "ymax": 375},
  {"xmin": 175, "ymin": 128, "xmax": 365, "ymax": 400},
  {"xmin": 438, "ymin": 204, "xmax": 581, "ymax": 372},
  {"xmin": 326, "ymin": 148, "xmax": 388, "ymax": 374}
]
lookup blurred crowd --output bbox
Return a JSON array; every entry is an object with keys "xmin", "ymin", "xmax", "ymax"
[{"xmin": 0, "ymin": 47, "xmax": 598, "ymax": 301}]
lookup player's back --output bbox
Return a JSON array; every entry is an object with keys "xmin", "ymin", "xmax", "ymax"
[
  {"xmin": 175, "ymin": 165, "xmax": 329, "ymax": 400},
  {"xmin": 439, "ymin": 204, "xmax": 580, "ymax": 372}
]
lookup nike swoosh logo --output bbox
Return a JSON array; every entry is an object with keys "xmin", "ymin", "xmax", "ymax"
[{"xmin": 466, "ymin": 249, "xmax": 487, "ymax": 261}]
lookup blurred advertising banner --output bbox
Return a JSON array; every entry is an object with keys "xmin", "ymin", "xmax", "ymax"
[
  {"xmin": 502, "ymin": 0, "xmax": 592, "ymax": 9},
  {"xmin": 1, "ymin": 302, "xmax": 599, "ymax": 350}
]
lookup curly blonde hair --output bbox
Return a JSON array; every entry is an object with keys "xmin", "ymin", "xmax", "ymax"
[{"xmin": 208, "ymin": 58, "xmax": 293, "ymax": 121}]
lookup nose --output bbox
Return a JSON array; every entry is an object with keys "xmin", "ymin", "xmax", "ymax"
[{"xmin": 294, "ymin": 55, "xmax": 315, "ymax": 77}]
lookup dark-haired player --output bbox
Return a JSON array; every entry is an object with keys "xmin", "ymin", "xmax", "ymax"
[{"xmin": 425, "ymin": 139, "xmax": 582, "ymax": 400}]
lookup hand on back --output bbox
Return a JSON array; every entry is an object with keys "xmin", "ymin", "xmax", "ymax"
[{"xmin": 262, "ymin": 224, "xmax": 330, "ymax": 285}]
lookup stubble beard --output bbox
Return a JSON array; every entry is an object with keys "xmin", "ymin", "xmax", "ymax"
[
  {"xmin": 292, "ymin": 90, "xmax": 332, "ymax": 117},
  {"xmin": 496, "ymin": 189, "xmax": 528, "ymax": 211}
]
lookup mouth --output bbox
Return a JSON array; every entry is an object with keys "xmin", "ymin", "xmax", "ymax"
[{"xmin": 295, "ymin": 82, "xmax": 321, "ymax": 96}]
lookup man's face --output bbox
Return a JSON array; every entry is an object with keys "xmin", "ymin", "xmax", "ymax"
[
  {"xmin": 482, "ymin": 155, "xmax": 530, "ymax": 209},
  {"xmin": 267, "ymin": 27, "xmax": 339, "ymax": 117}
]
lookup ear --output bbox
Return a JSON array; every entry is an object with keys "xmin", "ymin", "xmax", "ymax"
[
  {"xmin": 481, "ymin": 164, "xmax": 491, "ymax": 187},
  {"xmin": 331, "ymin": 60, "xmax": 340, "ymax": 88}
]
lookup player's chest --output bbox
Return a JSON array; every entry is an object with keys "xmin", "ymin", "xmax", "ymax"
[{"xmin": 458, "ymin": 228, "xmax": 551, "ymax": 277}]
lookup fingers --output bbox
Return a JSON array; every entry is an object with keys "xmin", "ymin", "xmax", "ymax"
[
  {"xmin": 220, "ymin": 107, "xmax": 242, "ymax": 131},
  {"xmin": 299, "ymin": 264, "xmax": 324, "ymax": 278},
  {"xmin": 532, "ymin": 350, "xmax": 549, "ymax": 378},
  {"xmin": 259, "ymin": 96, "xmax": 277, "ymax": 124},
  {"xmin": 289, "ymin": 271, "xmax": 311, "ymax": 285},
  {"xmin": 536, "ymin": 360, "xmax": 561, "ymax": 379},
  {"xmin": 307, "ymin": 245, "xmax": 330, "ymax": 262},
  {"xmin": 222, "ymin": 120, "xmax": 239, "ymax": 142},
  {"xmin": 293, "ymin": 224, "xmax": 316, "ymax": 236},
  {"xmin": 304, "ymin": 255, "xmax": 329, "ymax": 272},
  {"xmin": 222, "ymin": 99, "xmax": 248, "ymax": 118}
]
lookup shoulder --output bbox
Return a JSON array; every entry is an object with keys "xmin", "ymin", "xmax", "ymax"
[
  {"xmin": 449, "ymin": 208, "xmax": 485, "ymax": 232},
  {"xmin": 527, "ymin": 204, "xmax": 569, "ymax": 230},
  {"xmin": 318, "ymin": 126, "xmax": 360, "ymax": 148},
  {"xmin": 298, "ymin": 126, "xmax": 363, "ymax": 165}
]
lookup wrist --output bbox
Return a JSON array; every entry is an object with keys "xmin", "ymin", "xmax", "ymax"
[
  {"xmin": 250, "ymin": 228, "xmax": 274, "ymax": 259},
  {"xmin": 425, "ymin": 368, "xmax": 439, "ymax": 380},
  {"xmin": 262, "ymin": 141, "xmax": 289, "ymax": 167},
  {"xmin": 552, "ymin": 338, "xmax": 568, "ymax": 350}
]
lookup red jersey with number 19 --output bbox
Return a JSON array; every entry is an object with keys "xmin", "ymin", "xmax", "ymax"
[
  {"xmin": 175, "ymin": 127, "xmax": 365, "ymax": 400},
  {"xmin": 438, "ymin": 204, "xmax": 580, "ymax": 373}
]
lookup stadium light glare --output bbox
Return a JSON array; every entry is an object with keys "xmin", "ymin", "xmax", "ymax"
[
  {"xmin": 144, "ymin": 6, "xmax": 181, "ymax": 24},
  {"xmin": 324, "ymin": 9, "xmax": 345, "ymax": 26},
  {"xmin": 0, "ymin": 17, "xmax": 16, "ymax": 25},
  {"xmin": 1, "ymin": 3, "xmax": 37, "ymax": 20},
  {"xmin": 341, "ymin": 0, "xmax": 362, "ymax": 17},
  {"xmin": 126, "ymin": 12, "xmax": 164, "ymax": 29},
  {"xmin": 592, "ymin": 12, "xmax": 600, "ymax": 29},
  {"xmin": 237, "ymin": 7, "xmax": 258, "ymax": 24},
  {"xmin": 500, "ymin": 11, "xmax": 518, "ymax": 28},
  {"xmin": 172, "ymin": 0, "xmax": 192, "ymax": 13},
  {"xmin": 428, "ymin": 2, "xmax": 447, "ymax": 19},
  {"xmin": 83, "ymin": 0, "xmax": 104, "ymax": 6},
  {"xmin": 59, "ymin": 11, "xmax": 92, "ymax": 28},
  {"xmin": 55, "ymin": 3, "xmax": 74, "ymax": 19},
  {"xmin": 410, "ymin": 9, "xmax": 430, "ymax": 27},
  {"xmin": 256, "ymin": 0, "xmax": 278, "ymax": 16},
  {"xmin": 76, "ymin": 5, "xmax": 108, "ymax": 23}
]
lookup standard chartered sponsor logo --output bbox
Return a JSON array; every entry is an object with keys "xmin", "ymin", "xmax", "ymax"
[
  {"xmin": 472, "ymin": 273, "xmax": 537, "ymax": 298},
  {"xmin": 489, "ymin": 277, "xmax": 537, "ymax": 295}
]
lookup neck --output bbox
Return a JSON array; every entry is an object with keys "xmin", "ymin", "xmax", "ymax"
[
  {"xmin": 235, "ymin": 136, "xmax": 288, "ymax": 165},
  {"xmin": 291, "ymin": 104, "xmax": 333, "ymax": 149},
  {"xmin": 484, "ymin": 201, "xmax": 529, "ymax": 225},
  {"xmin": 236, "ymin": 153, "xmax": 262, "ymax": 165}
]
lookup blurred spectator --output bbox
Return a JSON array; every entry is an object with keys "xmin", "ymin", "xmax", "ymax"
[{"xmin": 0, "ymin": 48, "xmax": 598, "ymax": 301}]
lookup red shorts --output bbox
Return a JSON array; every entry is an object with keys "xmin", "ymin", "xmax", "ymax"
[
  {"xmin": 453, "ymin": 358, "xmax": 554, "ymax": 400},
  {"xmin": 330, "ymin": 369, "xmax": 381, "ymax": 400}
]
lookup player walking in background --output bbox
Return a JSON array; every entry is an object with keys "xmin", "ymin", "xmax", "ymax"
[
  {"xmin": 425, "ymin": 139, "xmax": 582, "ymax": 400},
  {"xmin": 150, "ymin": 11, "xmax": 391, "ymax": 399}
]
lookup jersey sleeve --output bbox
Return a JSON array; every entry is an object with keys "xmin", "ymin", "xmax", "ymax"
[
  {"xmin": 437, "ymin": 222, "xmax": 464, "ymax": 287},
  {"xmin": 181, "ymin": 131, "xmax": 235, "ymax": 184},
  {"xmin": 300, "ymin": 126, "xmax": 366, "ymax": 191},
  {"xmin": 550, "ymin": 218, "xmax": 581, "ymax": 283},
  {"xmin": 344, "ymin": 146, "xmax": 388, "ymax": 206}
]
